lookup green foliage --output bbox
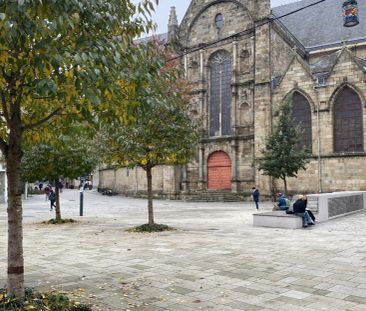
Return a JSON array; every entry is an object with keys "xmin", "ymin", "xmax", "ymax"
[
  {"xmin": 103, "ymin": 41, "xmax": 200, "ymax": 171},
  {"xmin": 257, "ymin": 96, "xmax": 311, "ymax": 192},
  {"xmin": 0, "ymin": 0, "xmax": 158, "ymax": 298},
  {"xmin": 0, "ymin": 0, "xmax": 158, "ymax": 142},
  {"xmin": 0, "ymin": 288, "xmax": 91, "ymax": 311},
  {"xmin": 128, "ymin": 223, "xmax": 175, "ymax": 233},
  {"xmin": 21, "ymin": 124, "xmax": 100, "ymax": 183}
]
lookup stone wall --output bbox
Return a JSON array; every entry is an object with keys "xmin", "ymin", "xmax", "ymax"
[
  {"xmin": 99, "ymin": 166, "xmax": 180, "ymax": 198},
  {"xmin": 98, "ymin": 1, "xmax": 366, "ymax": 199},
  {"xmin": 270, "ymin": 26, "xmax": 295, "ymax": 79},
  {"xmin": 179, "ymin": 0, "xmax": 261, "ymax": 47},
  {"xmin": 178, "ymin": 0, "xmax": 265, "ymax": 194},
  {"xmin": 273, "ymin": 48, "xmax": 366, "ymax": 194}
]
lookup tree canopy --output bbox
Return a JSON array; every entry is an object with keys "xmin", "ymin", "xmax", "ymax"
[
  {"xmin": 0, "ymin": 0, "xmax": 158, "ymax": 298},
  {"xmin": 103, "ymin": 41, "xmax": 199, "ymax": 226}
]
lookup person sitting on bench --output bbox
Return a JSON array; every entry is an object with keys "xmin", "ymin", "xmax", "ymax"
[
  {"xmin": 293, "ymin": 194, "xmax": 315, "ymax": 228},
  {"xmin": 276, "ymin": 193, "xmax": 289, "ymax": 211}
]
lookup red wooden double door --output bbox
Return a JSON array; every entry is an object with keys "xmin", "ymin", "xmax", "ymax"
[{"xmin": 207, "ymin": 151, "xmax": 232, "ymax": 190}]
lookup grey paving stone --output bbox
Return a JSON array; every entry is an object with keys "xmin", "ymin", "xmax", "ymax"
[
  {"xmin": 1, "ymin": 190, "xmax": 366, "ymax": 310},
  {"xmin": 345, "ymin": 295, "xmax": 366, "ymax": 304}
]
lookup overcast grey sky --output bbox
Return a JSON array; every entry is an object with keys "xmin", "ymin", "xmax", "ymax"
[{"xmin": 142, "ymin": 0, "xmax": 302, "ymax": 35}]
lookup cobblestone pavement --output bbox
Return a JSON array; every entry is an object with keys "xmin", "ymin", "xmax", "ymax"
[{"xmin": 1, "ymin": 190, "xmax": 366, "ymax": 310}]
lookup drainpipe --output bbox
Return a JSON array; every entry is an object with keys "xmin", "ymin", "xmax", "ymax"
[{"xmin": 315, "ymin": 87, "xmax": 323, "ymax": 193}]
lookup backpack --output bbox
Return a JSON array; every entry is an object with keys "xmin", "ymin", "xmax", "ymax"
[{"xmin": 49, "ymin": 192, "xmax": 56, "ymax": 201}]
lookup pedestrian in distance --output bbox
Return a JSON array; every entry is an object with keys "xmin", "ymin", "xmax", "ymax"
[
  {"xmin": 251, "ymin": 186, "xmax": 260, "ymax": 210},
  {"xmin": 44, "ymin": 185, "xmax": 51, "ymax": 201},
  {"xmin": 58, "ymin": 181, "xmax": 64, "ymax": 193},
  {"xmin": 49, "ymin": 190, "xmax": 56, "ymax": 211}
]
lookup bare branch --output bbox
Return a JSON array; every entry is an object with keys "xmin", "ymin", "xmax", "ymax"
[{"xmin": 22, "ymin": 107, "xmax": 62, "ymax": 131}]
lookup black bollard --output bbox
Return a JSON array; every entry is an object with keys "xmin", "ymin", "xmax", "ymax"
[{"xmin": 79, "ymin": 185, "xmax": 84, "ymax": 216}]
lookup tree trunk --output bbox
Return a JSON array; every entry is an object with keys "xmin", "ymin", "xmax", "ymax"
[
  {"xmin": 146, "ymin": 166, "xmax": 154, "ymax": 225},
  {"xmin": 6, "ymin": 119, "xmax": 25, "ymax": 297},
  {"xmin": 55, "ymin": 178, "xmax": 61, "ymax": 221},
  {"xmin": 283, "ymin": 177, "xmax": 288, "ymax": 196}
]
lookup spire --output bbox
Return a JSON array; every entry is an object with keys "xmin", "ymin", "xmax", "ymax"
[
  {"xmin": 168, "ymin": 6, "xmax": 178, "ymax": 27},
  {"xmin": 167, "ymin": 6, "xmax": 179, "ymax": 46}
]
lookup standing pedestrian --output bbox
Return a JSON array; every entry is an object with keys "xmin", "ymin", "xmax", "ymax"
[
  {"xmin": 251, "ymin": 186, "xmax": 260, "ymax": 210},
  {"xmin": 44, "ymin": 185, "xmax": 51, "ymax": 201},
  {"xmin": 58, "ymin": 181, "xmax": 64, "ymax": 193},
  {"xmin": 49, "ymin": 190, "xmax": 56, "ymax": 211}
]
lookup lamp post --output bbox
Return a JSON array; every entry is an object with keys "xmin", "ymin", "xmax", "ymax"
[{"xmin": 343, "ymin": 0, "xmax": 359, "ymax": 27}]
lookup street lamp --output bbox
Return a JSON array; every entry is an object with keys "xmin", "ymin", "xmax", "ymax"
[{"xmin": 343, "ymin": 0, "xmax": 359, "ymax": 27}]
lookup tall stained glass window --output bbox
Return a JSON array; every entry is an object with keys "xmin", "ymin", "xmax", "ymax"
[
  {"xmin": 334, "ymin": 86, "xmax": 363, "ymax": 152},
  {"xmin": 291, "ymin": 92, "xmax": 312, "ymax": 150},
  {"xmin": 210, "ymin": 51, "xmax": 232, "ymax": 136}
]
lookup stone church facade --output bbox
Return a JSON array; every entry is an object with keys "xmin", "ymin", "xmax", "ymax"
[{"xmin": 99, "ymin": 0, "xmax": 366, "ymax": 199}]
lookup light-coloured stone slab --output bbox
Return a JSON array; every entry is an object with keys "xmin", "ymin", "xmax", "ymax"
[{"xmin": 253, "ymin": 211, "xmax": 303, "ymax": 229}]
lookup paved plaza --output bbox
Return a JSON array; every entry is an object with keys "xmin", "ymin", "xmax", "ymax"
[{"xmin": 1, "ymin": 190, "xmax": 366, "ymax": 310}]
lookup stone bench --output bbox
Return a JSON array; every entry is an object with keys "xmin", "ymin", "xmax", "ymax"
[{"xmin": 253, "ymin": 211, "xmax": 303, "ymax": 229}]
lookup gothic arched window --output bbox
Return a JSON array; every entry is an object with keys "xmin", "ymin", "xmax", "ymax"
[
  {"xmin": 215, "ymin": 14, "xmax": 224, "ymax": 29},
  {"xmin": 209, "ymin": 51, "xmax": 232, "ymax": 137},
  {"xmin": 291, "ymin": 92, "xmax": 312, "ymax": 150},
  {"xmin": 333, "ymin": 86, "xmax": 363, "ymax": 152}
]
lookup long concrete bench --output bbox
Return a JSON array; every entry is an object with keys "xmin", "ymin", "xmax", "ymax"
[{"xmin": 253, "ymin": 211, "xmax": 303, "ymax": 229}]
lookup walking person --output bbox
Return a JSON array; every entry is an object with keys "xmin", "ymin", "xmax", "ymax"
[
  {"xmin": 251, "ymin": 186, "xmax": 260, "ymax": 210},
  {"xmin": 49, "ymin": 190, "xmax": 56, "ymax": 211}
]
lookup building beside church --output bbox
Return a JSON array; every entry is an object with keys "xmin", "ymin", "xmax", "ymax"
[{"xmin": 99, "ymin": 0, "xmax": 366, "ymax": 199}]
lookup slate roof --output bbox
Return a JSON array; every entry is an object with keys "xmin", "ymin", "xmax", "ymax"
[
  {"xmin": 310, "ymin": 51, "xmax": 340, "ymax": 73},
  {"xmin": 271, "ymin": 0, "xmax": 366, "ymax": 50}
]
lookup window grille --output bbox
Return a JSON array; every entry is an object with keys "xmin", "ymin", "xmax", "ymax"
[
  {"xmin": 210, "ymin": 51, "xmax": 232, "ymax": 136},
  {"xmin": 291, "ymin": 92, "xmax": 312, "ymax": 150},
  {"xmin": 334, "ymin": 86, "xmax": 363, "ymax": 152}
]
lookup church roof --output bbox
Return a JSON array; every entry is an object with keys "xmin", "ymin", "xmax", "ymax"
[
  {"xmin": 271, "ymin": 0, "xmax": 366, "ymax": 50},
  {"xmin": 310, "ymin": 51, "xmax": 340, "ymax": 73},
  {"xmin": 134, "ymin": 33, "xmax": 168, "ymax": 45}
]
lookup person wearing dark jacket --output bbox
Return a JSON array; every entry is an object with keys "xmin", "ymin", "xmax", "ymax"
[
  {"xmin": 49, "ymin": 190, "xmax": 56, "ymax": 211},
  {"xmin": 251, "ymin": 187, "xmax": 260, "ymax": 210},
  {"xmin": 293, "ymin": 195, "xmax": 314, "ymax": 227}
]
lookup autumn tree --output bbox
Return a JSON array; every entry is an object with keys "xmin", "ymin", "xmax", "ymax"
[
  {"xmin": 257, "ymin": 96, "xmax": 311, "ymax": 195},
  {"xmin": 0, "ymin": 0, "xmax": 157, "ymax": 298},
  {"xmin": 104, "ymin": 42, "xmax": 199, "ymax": 229}
]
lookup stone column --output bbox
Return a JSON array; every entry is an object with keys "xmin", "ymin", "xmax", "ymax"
[
  {"xmin": 254, "ymin": 20, "xmax": 272, "ymax": 196},
  {"xmin": 181, "ymin": 164, "xmax": 188, "ymax": 192},
  {"xmin": 200, "ymin": 49, "xmax": 204, "ymax": 79},
  {"xmin": 198, "ymin": 145, "xmax": 205, "ymax": 190},
  {"xmin": 231, "ymin": 141, "xmax": 239, "ymax": 192},
  {"xmin": 184, "ymin": 54, "xmax": 188, "ymax": 79},
  {"xmin": 232, "ymin": 40, "xmax": 238, "ymax": 133}
]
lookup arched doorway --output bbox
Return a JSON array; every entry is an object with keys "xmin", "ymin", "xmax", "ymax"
[{"xmin": 207, "ymin": 151, "xmax": 231, "ymax": 190}]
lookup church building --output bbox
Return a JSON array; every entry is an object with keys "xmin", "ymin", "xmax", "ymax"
[{"xmin": 99, "ymin": 0, "xmax": 366, "ymax": 199}]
